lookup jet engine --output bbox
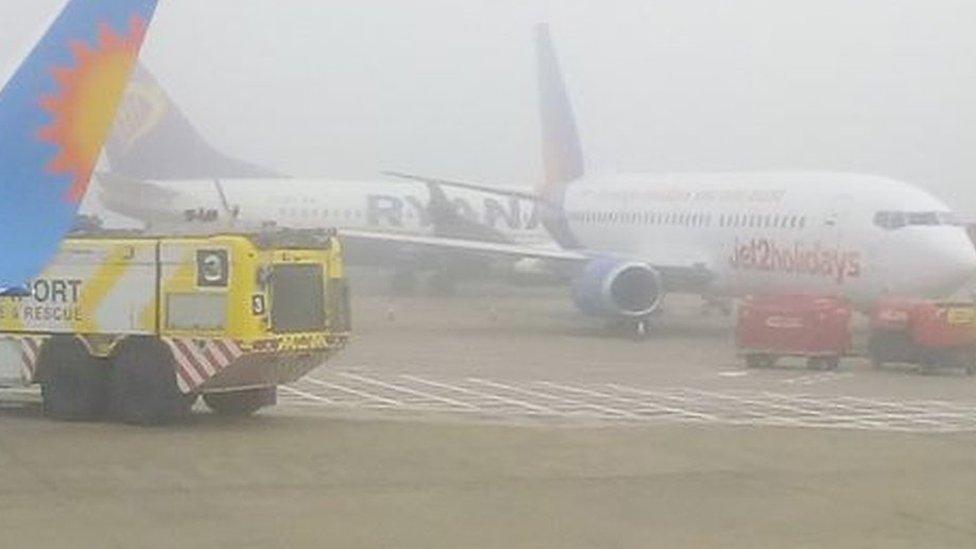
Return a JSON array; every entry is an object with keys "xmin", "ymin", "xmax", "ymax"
[{"xmin": 572, "ymin": 257, "xmax": 664, "ymax": 317}]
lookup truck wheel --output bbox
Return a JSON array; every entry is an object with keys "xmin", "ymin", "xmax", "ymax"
[
  {"xmin": 203, "ymin": 387, "xmax": 276, "ymax": 417},
  {"xmin": 962, "ymin": 353, "xmax": 976, "ymax": 376},
  {"xmin": 823, "ymin": 356, "xmax": 841, "ymax": 371},
  {"xmin": 109, "ymin": 337, "xmax": 190, "ymax": 425},
  {"xmin": 38, "ymin": 336, "xmax": 109, "ymax": 421},
  {"xmin": 746, "ymin": 354, "xmax": 774, "ymax": 368}
]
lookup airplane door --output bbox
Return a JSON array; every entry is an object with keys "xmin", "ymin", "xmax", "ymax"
[
  {"xmin": 823, "ymin": 194, "xmax": 853, "ymax": 244},
  {"xmin": 823, "ymin": 193, "xmax": 859, "ymax": 289}
]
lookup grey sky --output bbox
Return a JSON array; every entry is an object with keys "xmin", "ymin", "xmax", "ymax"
[{"xmin": 3, "ymin": 1, "xmax": 976, "ymax": 208}]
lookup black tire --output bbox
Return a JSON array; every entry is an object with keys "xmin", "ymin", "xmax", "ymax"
[
  {"xmin": 203, "ymin": 387, "xmax": 276, "ymax": 417},
  {"xmin": 37, "ymin": 336, "xmax": 109, "ymax": 421},
  {"xmin": 955, "ymin": 351, "xmax": 976, "ymax": 376},
  {"xmin": 745, "ymin": 354, "xmax": 774, "ymax": 369},
  {"xmin": 109, "ymin": 337, "xmax": 190, "ymax": 425},
  {"xmin": 823, "ymin": 356, "xmax": 841, "ymax": 371}
]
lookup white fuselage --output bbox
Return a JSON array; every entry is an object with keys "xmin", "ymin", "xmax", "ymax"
[
  {"xmin": 560, "ymin": 172, "xmax": 976, "ymax": 304},
  {"xmin": 98, "ymin": 177, "xmax": 553, "ymax": 247}
]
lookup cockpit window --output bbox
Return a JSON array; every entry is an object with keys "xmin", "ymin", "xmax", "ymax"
[
  {"xmin": 874, "ymin": 210, "xmax": 950, "ymax": 230},
  {"xmin": 907, "ymin": 212, "xmax": 939, "ymax": 226}
]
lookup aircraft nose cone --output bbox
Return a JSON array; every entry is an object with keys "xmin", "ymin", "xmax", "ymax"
[{"xmin": 930, "ymin": 233, "xmax": 976, "ymax": 295}]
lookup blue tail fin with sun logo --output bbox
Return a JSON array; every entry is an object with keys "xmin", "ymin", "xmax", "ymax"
[{"xmin": 0, "ymin": 0, "xmax": 159, "ymax": 289}]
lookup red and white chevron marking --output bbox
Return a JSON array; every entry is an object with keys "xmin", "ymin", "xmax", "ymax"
[
  {"xmin": 18, "ymin": 337, "xmax": 42, "ymax": 382},
  {"xmin": 163, "ymin": 338, "xmax": 244, "ymax": 393}
]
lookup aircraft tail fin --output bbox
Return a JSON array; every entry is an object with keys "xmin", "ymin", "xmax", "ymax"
[
  {"xmin": 533, "ymin": 23, "xmax": 584, "ymax": 249},
  {"xmin": 535, "ymin": 23, "xmax": 584, "ymax": 199},
  {"xmin": 0, "ymin": 0, "xmax": 159, "ymax": 287},
  {"xmin": 106, "ymin": 63, "xmax": 285, "ymax": 179}
]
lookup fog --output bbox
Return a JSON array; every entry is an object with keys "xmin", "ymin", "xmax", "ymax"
[{"xmin": 3, "ymin": 0, "xmax": 976, "ymax": 207}]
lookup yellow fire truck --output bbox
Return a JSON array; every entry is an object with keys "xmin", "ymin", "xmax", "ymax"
[{"xmin": 0, "ymin": 228, "xmax": 350, "ymax": 424}]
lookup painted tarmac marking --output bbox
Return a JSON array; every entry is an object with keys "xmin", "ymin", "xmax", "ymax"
[
  {"xmin": 468, "ymin": 378, "xmax": 637, "ymax": 419},
  {"xmin": 401, "ymin": 375, "xmax": 560, "ymax": 416},
  {"xmin": 342, "ymin": 372, "xmax": 478, "ymax": 410},
  {"xmin": 783, "ymin": 372, "xmax": 855, "ymax": 386},
  {"xmin": 283, "ymin": 370, "xmax": 976, "ymax": 433},
  {"xmin": 301, "ymin": 376, "xmax": 402, "ymax": 407},
  {"xmin": 279, "ymin": 385, "xmax": 335, "ymax": 405}
]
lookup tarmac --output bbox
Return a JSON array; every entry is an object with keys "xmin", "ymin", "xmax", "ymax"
[{"xmin": 1, "ymin": 281, "xmax": 974, "ymax": 548}]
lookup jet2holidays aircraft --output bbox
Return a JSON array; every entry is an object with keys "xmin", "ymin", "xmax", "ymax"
[{"xmin": 384, "ymin": 24, "xmax": 976, "ymax": 332}]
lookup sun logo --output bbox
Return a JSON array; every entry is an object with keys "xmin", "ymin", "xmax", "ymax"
[{"xmin": 37, "ymin": 17, "xmax": 148, "ymax": 203}]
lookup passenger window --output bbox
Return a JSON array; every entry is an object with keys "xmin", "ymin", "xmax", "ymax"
[
  {"xmin": 908, "ymin": 212, "xmax": 939, "ymax": 226},
  {"xmin": 874, "ymin": 211, "xmax": 905, "ymax": 230}
]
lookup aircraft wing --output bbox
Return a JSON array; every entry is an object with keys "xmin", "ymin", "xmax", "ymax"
[
  {"xmin": 96, "ymin": 171, "xmax": 180, "ymax": 203},
  {"xmin": 340, "ymin": 229, "xmax": 587, "ymax": 262},
  {"xmin": 383, "ymin": 171, "xmax": 540, "ymax": 201},
  {"xmin": 341, "ymin": 229, "xmax": 717, "ymax": 291}
]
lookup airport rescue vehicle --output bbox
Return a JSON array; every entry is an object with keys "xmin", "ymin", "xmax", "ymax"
[
  {"xmin": 736, "ymin": 294, "xmax": 852, "ymax": 370},
  {"xmin": 0, "ymin": 228, "xmax": 350, "ymax": 423},
  {"xmin": 868, "ymin": 299, "xmax": 976, "ymax": 375}
]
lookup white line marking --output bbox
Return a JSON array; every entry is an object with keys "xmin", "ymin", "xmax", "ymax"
[
  {"xmin": 783, "ymin": 372, "xmax": 854, "ymax": 386},
  {"xmin": 600, "ymin": 383, "xmax": 720, "ymax": 421},
  {"xmin": 279, "ymin": 385, "xmax": 335, "ymax": 404},
  {"xmin": 467, "ymin": 378, "xmax": 637, "ymax": 419},
  {"xmin": 401, "ymin": 375, "xmax": 560, "ymax": 415},
  {"xmin": 678, "ymin": 387, "xmax": 887, "ymax": 429},
  {"xmin": 339, "ymin": 372, "xmax": 478, "ymax": 410},
  {"xmin": 302, "ymin": 376, "xmax": 402, "ymax": 406},
  {"xmin": 540, "ymin": 381, "xmax": 716, "ymax": 422},
  {"xmin": 279, "ymin": 370, "xmax": 976, "ymax": 433}
]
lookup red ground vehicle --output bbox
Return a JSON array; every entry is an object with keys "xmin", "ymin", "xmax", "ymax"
[
  {"xmin": 869, "ymin": 299, "xmax": 976, "ymax": 375},
  {"xmin": 736, "ymin": 295, "xmax": 852, "ymax": 370}
]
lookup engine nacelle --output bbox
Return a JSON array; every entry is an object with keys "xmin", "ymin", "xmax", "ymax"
[{"xmin": 572, "ymin": 257, "xmax": 664, "ymax": 318}]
